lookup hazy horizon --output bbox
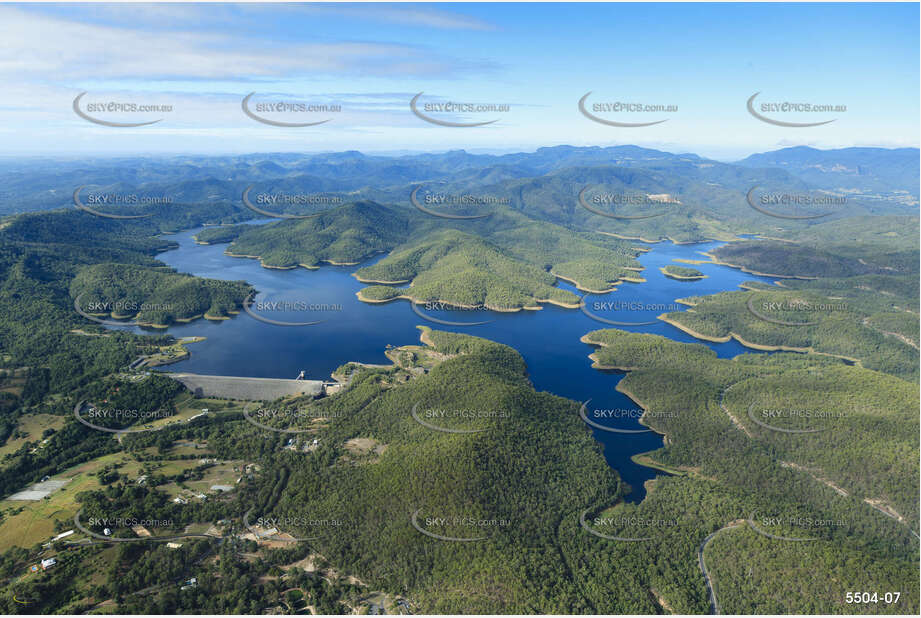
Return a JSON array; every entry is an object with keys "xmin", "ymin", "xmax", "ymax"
[
  {"xmin": 1, "ymin": 2, "xmax": 918, "ymax": 159},
  {"xmin": 1, "ymin": 142, "xmax": 918, "ymax": 167}
]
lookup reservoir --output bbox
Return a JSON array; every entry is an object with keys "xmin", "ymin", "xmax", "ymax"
[{"xmin": 124, "ymin": 226, "xmax": 780, "ymax": 502}]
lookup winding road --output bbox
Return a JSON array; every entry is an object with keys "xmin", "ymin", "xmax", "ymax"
[{"xmin": 698, "ymin": 521, "xmax": 745, "ymax": 614}]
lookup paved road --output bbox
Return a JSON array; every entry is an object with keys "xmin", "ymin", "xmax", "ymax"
[{"xmin": 698, "ymin": 522, "xmax": 744, "ymax": 614}]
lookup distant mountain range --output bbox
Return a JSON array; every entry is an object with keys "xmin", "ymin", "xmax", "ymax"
[
  {"xmin": 0, "ymin": 145, "xmax": 916, "ymax": 219},
  {"xmin": 736, "ymin": 146, "xmax": 920, "ymax": 199}
]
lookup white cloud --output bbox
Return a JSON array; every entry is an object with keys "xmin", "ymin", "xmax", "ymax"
[
  {"xmin": 0, "ymin": 6, "xmax": 477, "ymax": 81},
  {"xmin": 243, "ymin": 2, "xmax": 496, "ymax": 31},
  {"xmin": 45, "ymin": 3, "xmax": 496, "ymax": 31}
]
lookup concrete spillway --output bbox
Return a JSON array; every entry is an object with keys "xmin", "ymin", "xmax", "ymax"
[{"xmin": 167, "ymin": 372, "xmax": 324, "ymax": 401}]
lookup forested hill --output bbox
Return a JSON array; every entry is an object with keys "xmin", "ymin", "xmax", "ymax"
[
  {"xmin": 0, "ymin": 201, "xmax": 253, "ymax": 397},
  {"xmin": 195, "ymin": 199, "xmax": 647, "ymax": 307},
  {"xmin": 581, "ymin": 328, "xmax": 918, "ymax": 613}
]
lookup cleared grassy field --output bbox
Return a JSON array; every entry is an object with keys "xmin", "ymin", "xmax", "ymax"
[
  {"xmin": 183, "ymin": 461, "xmax": 244, "ymax": 495},
  {"xmin": 0, "ymin": 453, "xmax": 142, "ymax": 551},
  {"xmin": 0, "ymin": 413, "xmax": 66, "ymax": 457},
  {"xmin": 140, "ymin": 396, "xmax": 243, "ymax": 431},
  {"xmin": 0, "ymin": 441, "xmax": 242, "ymax": 551}
]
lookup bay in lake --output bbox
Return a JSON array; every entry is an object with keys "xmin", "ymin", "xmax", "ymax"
[{"xmin": 117, "ymin": 226, "xmax": 779, "ymax": 502}]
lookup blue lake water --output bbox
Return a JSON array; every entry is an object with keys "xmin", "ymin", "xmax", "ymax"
[{"xmin": 119, "ymin": 226, "xmax": 780, "ymax": 502}]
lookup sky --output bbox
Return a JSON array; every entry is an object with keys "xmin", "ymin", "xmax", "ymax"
[{"xmin": 0, "ymin": 1, "xmax": 918, "ymax": 160}]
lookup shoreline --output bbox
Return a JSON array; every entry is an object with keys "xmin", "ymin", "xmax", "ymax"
[
  {"xmin": 550, "ymin": 271, "xmax": 620, "ymax": 294},
  {"xmin": 630, "ymin": 454, "xmax": 686, "ymax": 476},
  {"xmin": 89, "ymin": 308, "xmax": 241, "ymax": 330},
  {"xmin": 598, "ymin": 231, "xmax": 665, "ymax": 244},
  {"xmin": 596, "ymin": 231, "xmax": 724, "ymax": 246},
  {"xmin": 353, "ymin": 274, "xmax": 412, "ymax": 285},
  {"xmin": 578, "ymin": 335, "xmax": 675, "ymax": 477},
  {"xmin": 223, "ymin": 243, "xmax": 390, "ymax": 273},
  {"xmin": 586, "ymin": 353, "xmax": 638, "ymax": 372},
  {"xmin": 224, "ymin": 250, "xmax": 321, "ymax": 271},
  {"xmin": 672, "ymin": 258, "xmax": 713, "ymax": 265},
  {"xmin": 551, "ymin": 266, "xmax": 647, "ymax": 294},
  {"xmin": 199, "ymin": 229, "xmax": 659, "ymax": 302},
  {"xmin": 701, "ymin": 250, "xmax": 818, "ymax": 280},
  {"xmin": 615, "ymin": 383, "xmax": 668, "ymax": 440},
  {"xmin": 659, "ymin": 315, "xmax": 864, "ymax": 364},
  {"xmin": 355, "ymin": 290, "xmax": 411, "ymax": 304},
  {"xmin": 657, "ymin": 315, "xmax": 730, "ymax": 343},
  {"xmin": 137, "ymin": 336, "xmax": 206, "ymax": 368},
  {"xmin": 591, "ymin": 308, "xmax": 860, "ymax": 361},
  {"xmin": 738, "ymin": 282, "xmax": 774, "ymax": 291},
  {"xmin": 579, "ymin": 334, "xmax": 640, "ymax": 371},
  {"xmin": 418, "ymin": 326, "xmax": 435, "ymax": 348},
  {"xmin": 355, "ymin": 289, "xmax": 579, "ymax": 312},
  {"xmin": 660, "ymin": 266, "xmax": 707, "ymax": 281}
]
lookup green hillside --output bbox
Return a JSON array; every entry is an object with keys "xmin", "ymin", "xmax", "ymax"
[
  {"xmin": 200, "ymin": 201, "xmax": 414, "ymax": 268},
  {"xmin": 661, "ymin": 286, "xmax": 918, "ymax": 380},
  {"xmin": 581, "ymin": 328, "xmax": 918, "ymax": 612},
  {"xmin": 356, "ymin": 229, "xmax": 578, "ymax": 309},
  {"xmin": 71, "ymin": 264, "xmax": 252, "ymax": 327}
]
